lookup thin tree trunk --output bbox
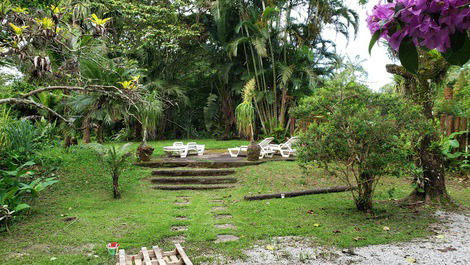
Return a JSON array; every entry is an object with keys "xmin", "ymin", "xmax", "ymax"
[
  {"xmin": 83, "ymin": 118, "xmax": 91, "ymax": 144},
  {"xmin": 64, "ymin": 135, "xmax": 72, "ymax": 148},
  {"xmin": 113, "ymin": 173, "xmax": 120, "ymax": 199},
  {"xmin": 355, "ymin": 172, "xmax": 374, "ymax": 212}
]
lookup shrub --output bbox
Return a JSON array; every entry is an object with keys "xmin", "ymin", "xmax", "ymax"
[
  {"xmin": 0, "ymin": 161, "xmax": 58, "ymax": 232},
  {"xmin": 294, "ymin": 82, "xmax": 426, "ymax": 212}
]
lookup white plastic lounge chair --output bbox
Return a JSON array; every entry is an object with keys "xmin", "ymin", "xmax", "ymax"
[
  {"xmin": 186, "ymin": 142, "xmax": 205, "ymax": 156},
  {"xmin": 258, "ymin": 141, "xmax": 275, "ymax": 159},
  {"xmin": 163, "ymin": 142, "xmax": 186, "ymax": 157},
  {"xmin": 228, "ymin": 137, "xmax": 274, "ymax": 158},
  {"xmin": 269, "ymin": 136, "xmax": 299, "ymax": 158},
  {"xmin": 163, "ymin": 142, "xmax": 205, "ymax": 158}
]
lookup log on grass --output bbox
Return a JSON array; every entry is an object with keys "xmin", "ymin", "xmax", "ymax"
[{"xmin": 244, "ymin": 186, "xmax": 355, "ymax": 201}]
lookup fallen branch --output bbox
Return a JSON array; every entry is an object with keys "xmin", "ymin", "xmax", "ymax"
[{"xmin": 244, "ymin": 186, "xmax": 356, "ymax": 201}]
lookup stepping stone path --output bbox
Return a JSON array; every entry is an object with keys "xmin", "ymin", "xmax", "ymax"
[
  {"xmin": 211, "ymin": 206, "xmax": 228, "ymax": 211},
  {"xmin": 174, "ymin": 197, "xmax": 190, "ymax": 206},
  {"xmin": 211, "ymin": 199, "xmax": 239, "ymax": 243},
  {"xmin": 167, "ymin": 196, "xmax": 191, "ymax": 244},
  {"xmin": 215, "ymin": 224, "xmax": 237, "ymax": 230},
  {"xmin": 167, "ymin": 235, "xmax": 186, "ymax": 244},
  {"xmin": 171, "ymin": 226, "xmax": 188, "ymax": 232},
  {"xmin": 215, "ymin": 234, "xmax": 240, "ymax": 243},
  {"xmin": 215, "ymin": 214, "xmax": 233, "ymax": 219}
]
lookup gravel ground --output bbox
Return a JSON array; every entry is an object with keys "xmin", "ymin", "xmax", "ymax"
[{"xmin": 206, "ymin": 211, "xmax": 470, "ymax": 265}]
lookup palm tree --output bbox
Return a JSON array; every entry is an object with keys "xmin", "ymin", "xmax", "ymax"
[{"xmin": 224, "ymin": 0, "xmax": 358, "ymax": 135}]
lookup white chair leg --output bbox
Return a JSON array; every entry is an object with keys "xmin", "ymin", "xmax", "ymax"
[
  {"xmin": 180, "ymin": 148, "xmax": 188, "ymax": 158},
  {"xmin": 280, "ymin": 149, "xmax": 290, "ymax": 158},
  {"xmin": 198, "ymin": 146, "xmax": 205, "ymax": 156},
  {"xmin": 228, "ymin": 149, "xmax": 240, "ymax": 158}
]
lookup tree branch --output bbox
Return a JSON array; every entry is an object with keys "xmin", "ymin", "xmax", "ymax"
[
  {"xmin": 0, "ymin": 98, "xmax": 72, "ymax": 125},
  {"xmin": 21, "ymin": 85, "xmax": 118, "ymax": 98},
  {"xmin": 385, "ymin": 64, "xmax": 414, "ymax": 79}
]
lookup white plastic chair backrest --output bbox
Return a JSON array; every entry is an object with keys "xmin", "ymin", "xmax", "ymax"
[
  {"xmin": 284, "ymin": 136, "xmax": 299, "ymax": 147},
  {"xmin": 258, "ymin": 137, "xmax": 274, "ymax": 147},
  {"xmin": 187, "ymin": 142, "xmax": 197, "ymax": 149},
  {"xmin": 173, "ymin": 142, "xmax": 184, "ymax": 147}
]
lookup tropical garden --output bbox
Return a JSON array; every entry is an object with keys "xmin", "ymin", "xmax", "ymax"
[{"xmin": 0, "ymin": 0, "xmax": 469, "ymax": 264}]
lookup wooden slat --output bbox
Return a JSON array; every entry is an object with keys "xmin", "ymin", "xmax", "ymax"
[
  {"xmin": 163, "ymin": 250, "xmax": 177, "ymax": 256},
  {"xmin": 152, "ymin": 246, "xmax": 167, "ymax": 265},
  {"xmin": 142, "ymin": 247, "xmax": 152, "ymax": 265},
  {"xmin": 119, "ymin": 249, "xmax": 127, "ymax": 265},
  {"xmin": 169, "ymin": 255, "xmax": 179, "ymax": 262},
  {"xmin": 175, "ymin": 244, "xmax": 193, "ymax": 265}
]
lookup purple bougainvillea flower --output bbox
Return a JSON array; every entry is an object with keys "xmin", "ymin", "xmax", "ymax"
[{"xmin": 366, "ymin": 0, "xmax": 470, "ymax": 52}]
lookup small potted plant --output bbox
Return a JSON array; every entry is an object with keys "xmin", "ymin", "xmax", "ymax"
[
  {"xmin": 107, "ymin": 242, "xmax": 120, "ymax": 256},
  {"xmin": 235, "ymin": 79, "xmax": 260, "ymax": 161}
]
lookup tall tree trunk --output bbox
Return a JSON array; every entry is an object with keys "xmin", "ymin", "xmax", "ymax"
[
  {"xmin": 83, "ymin": 118, "xmax": 91, "ymax": 144},
  {"xmin": 134, "ymin": 122, "xmax": 142, "ymax": 141},
  {"xmin": 408, "ymin": 134, "xmax": 450, "ymax": 203},
  {"xmin": 386, "ymin": 62, "xmax": 451, "ymax": 204},
  {"xmin": 96, "ymin": 123, "xmax": 104, "ymax": 144},
  {"xmin": 221, "ymin": 90, "xmax": 235, "ymax": 139}
]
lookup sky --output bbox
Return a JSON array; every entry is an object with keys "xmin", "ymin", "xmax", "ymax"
[{"xmin": 324, "ymin": 0, "xmax": 395, "ymax": 91}]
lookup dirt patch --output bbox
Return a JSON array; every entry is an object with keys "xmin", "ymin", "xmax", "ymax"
[
  {"xmin": 175, "ymin": 216, "xmax": 188, "ymax": 220},
  {"xmin": 210, "ymin": 200, "xmax": 225, "ymax": 203},
  {"xmin": 215, "ymin": 235, "xmax": 239, "ymax": 243}
]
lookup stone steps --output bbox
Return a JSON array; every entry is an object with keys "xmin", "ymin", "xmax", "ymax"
[
  {"xmin": 151, "ymin": 169, "xmax": 235, "ymax": 176},
  {"xmin": 136, "ymin": 160, "xmax": 264, "ymax": 169},
  {"xmin": 153, "ymin": 185, "xmax": 235, "ymax": 190},
  {"xmin": 151, "ymin": 177, "xmax": 237, "ymax": 185}
]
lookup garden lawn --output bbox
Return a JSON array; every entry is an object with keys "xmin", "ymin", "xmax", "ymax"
[{"xmin": 0, "ymin": 139, "xmax": 468, "ymax": 265}]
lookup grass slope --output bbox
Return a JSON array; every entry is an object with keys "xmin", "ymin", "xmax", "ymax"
[{"xmin": 0, "ymin": 140, "xmax": 468, "ymax": 264}]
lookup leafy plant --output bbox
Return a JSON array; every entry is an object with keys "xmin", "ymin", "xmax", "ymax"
[
  {"xmin": 235, "ymin": 79, "xmax": 255, "ymax": 140},
  {"xmin": 295, "ymin": 72, "xmax": 425, "ymax": 212},
  {"xmin": 90, "ymin": 14, "xmax": 111, "ymax": 26},
  {"xmin": 9, "ymin": 23, "xmax": 28, "ymax": 36},
  {"xmin": 0, "ymin": 161, "xmax": 58, "ymax": 231},
  {"xmin": 35, "ymin": 17, "xmax": 55, "ymax": 30},
  {"xmin": 439, "ymin": 131, "xmax": 469, "ymax": 171},
  {"xmin": 94, "ymin": 144, "xmax": 133, "ymax": 199}
]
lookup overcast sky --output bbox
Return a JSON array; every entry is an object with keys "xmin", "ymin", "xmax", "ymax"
[{"xmin": 324, "ymin": 0, "xmax": 394, "ymax": 91}]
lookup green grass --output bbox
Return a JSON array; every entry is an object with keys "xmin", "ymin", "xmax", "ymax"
[{"xmin": 0, "ymin": 139, "xmax": 468, "ymax": 264}]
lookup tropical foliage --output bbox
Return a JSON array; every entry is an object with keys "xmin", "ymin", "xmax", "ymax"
[{"xmin": 295, "ymin": 66, "xmax": 427, "ymax": 211}]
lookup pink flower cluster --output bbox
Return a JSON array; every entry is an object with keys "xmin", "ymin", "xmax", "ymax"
[{"xmin": 367, "ymin": 0, "xmax": 470, "ymax": 52}]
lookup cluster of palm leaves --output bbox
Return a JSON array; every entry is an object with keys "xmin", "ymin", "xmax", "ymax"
[{"xmin": 208, "ymin": 0, "xmax": 358, "ymax": 136}]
